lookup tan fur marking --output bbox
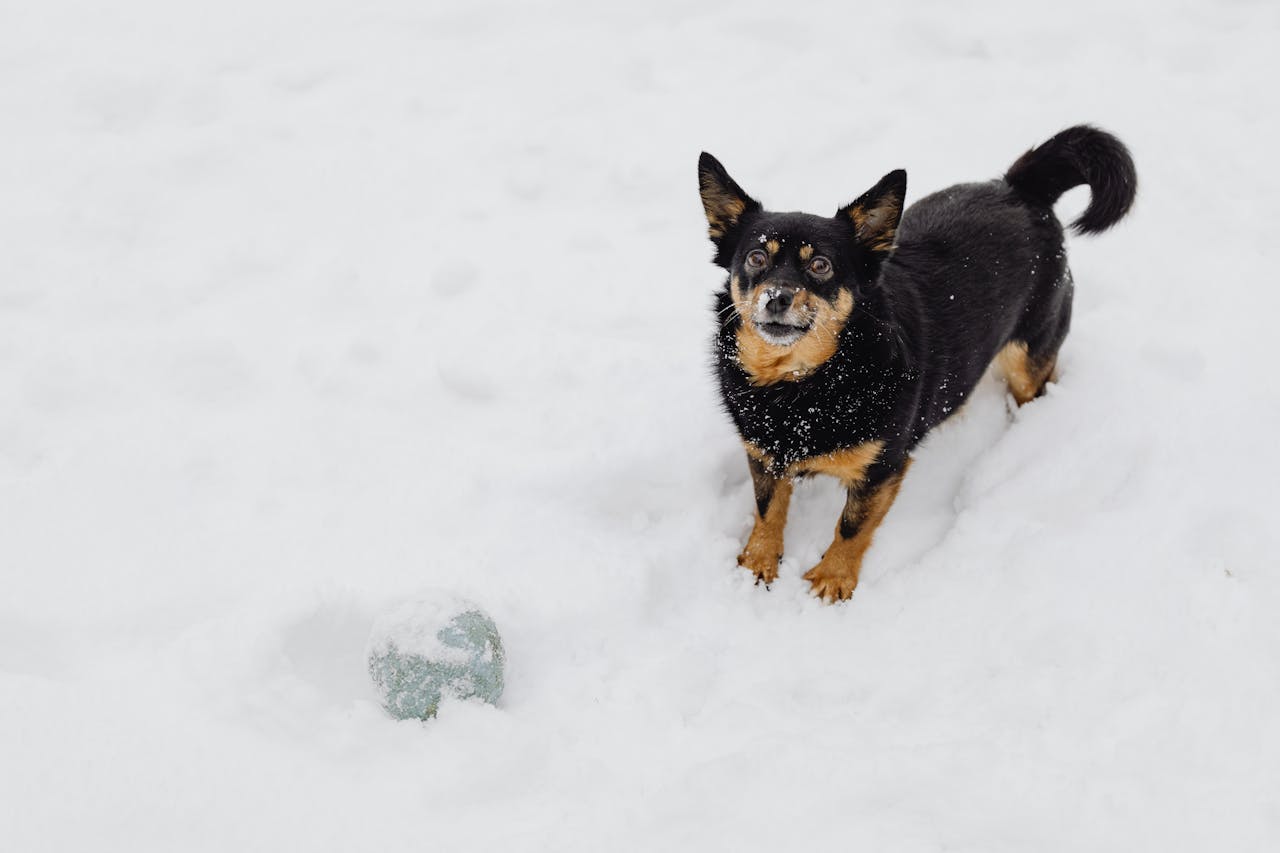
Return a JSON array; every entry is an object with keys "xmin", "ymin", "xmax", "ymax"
[
  {"xmin": 995, "ymin": 341, "xmax": 1057, "ymax": 406},
  {"xmin": 734, "ymin": 289, "xmax": 855, "ymax": 385},
  {"xmin": 798, "ymin": 244, "xmax": 813, "ymax": 262},
  {"xmin": 845, "ymin": 200, "xmax": 901, "ymax": 253},
  {"xmin": 765, "ymin": 239, "xmax": 781, "ymax": 256},
  {"xmin": 803, "ymin": 462, "xmax": 910, "ymax": 601},
  {"xmin": 868, "ymin": 235, "xmax": 896, "ymax": 253},
  {"xmin": 789, "ymin": 440, "xmax": 884, "ymax": 481},
  {"xmin": 738, "ymin": 477, "xmax": 793, "ymax": 584},
  {"xmin": 700, "ymin": 184, "xmax": 747, "ymax": 239}
]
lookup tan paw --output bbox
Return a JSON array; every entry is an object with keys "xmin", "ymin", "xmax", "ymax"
[
  {"xmin": 737, "ymin": 548, "xmax": 780, "ymax": 585},
  {"xmin": 803, "ymin": 560, "xmax": 859, "ymax": 602}
]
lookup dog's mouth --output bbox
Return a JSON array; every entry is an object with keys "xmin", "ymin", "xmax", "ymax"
[{"xmin": 755, "ymin": 320, "xmax": 812, "ymax": 346}]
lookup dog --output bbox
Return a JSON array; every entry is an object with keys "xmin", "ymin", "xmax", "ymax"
[{"xmin": 699, "ymin": 125, "xmax": 1136, "ymax": 601}]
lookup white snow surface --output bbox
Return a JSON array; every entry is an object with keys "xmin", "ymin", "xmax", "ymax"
[
  {"xmin": 3, "ymin": 1, "xmax": 1280, "ymax": 850},
  {"xmin": 367, "ymin": 592, "xmax": 486, "ymax": 663}
]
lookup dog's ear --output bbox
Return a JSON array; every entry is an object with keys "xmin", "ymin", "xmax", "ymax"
[
  {"xmin": 699, "ymin": 153, "xmax": 761, "ymax": 264},
  {"xmin": 837, "ymin": 169, "xmax": 907, "ymax": 254}
]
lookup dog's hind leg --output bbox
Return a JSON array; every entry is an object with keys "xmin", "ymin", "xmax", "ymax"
[
  {"xmin": 998, "ymin": 267, "xmax": 1072, "ymax": 406},
  {"xmin": 803, "ymin": 461, "xmax": 910, "ymax": 602},
  {"xmin": 738, "ymin": 452, "xmax": 793, "ymax": 585},
  {"xmin": 995, "ymin": 340, "xmax": 1058, "ymax": 406}
]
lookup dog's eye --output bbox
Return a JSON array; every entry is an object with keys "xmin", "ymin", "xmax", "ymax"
[
  {"xmin": 808, "ymin": 256, "xmax": 832, "ymax": 277},
  {"xmin": 745, "ymin": 249, "xmax": 768, "ymax": 269}
]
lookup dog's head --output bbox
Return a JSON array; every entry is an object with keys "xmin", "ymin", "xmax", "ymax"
[{"xmin": 698, "ymin": 153, "xmax": 906, "ymax": 350}]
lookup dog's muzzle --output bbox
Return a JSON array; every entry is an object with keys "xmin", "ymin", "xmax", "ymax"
[{"xmin": 754, "ymin": 286, "xmax": 811, "ymax": 345}]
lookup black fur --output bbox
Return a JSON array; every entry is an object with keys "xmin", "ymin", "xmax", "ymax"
[
  {"xmin": 705, "ymin": 126, "xmax": 1137, "ymax": 494},
  {"xmin": 1005, "ymin": 124, "xmax": 1137, "ymax": 234}
]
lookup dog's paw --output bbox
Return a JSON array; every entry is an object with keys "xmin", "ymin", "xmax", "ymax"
[
  {"xmin": 737, "ymin": 548, "xmax": 780, "ymax": 586},
  {"xmin": 802, "ymin": 560, "xmax": 859, "ymax": 602}
]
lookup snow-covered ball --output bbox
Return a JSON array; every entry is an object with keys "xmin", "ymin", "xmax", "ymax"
[{"xmin": 366, "ymin": 594, "xmax": 505, "ymax": 720}]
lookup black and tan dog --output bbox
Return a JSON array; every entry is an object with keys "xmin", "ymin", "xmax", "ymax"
[{"xmin": 700, "ymin": 125, "xmax": 1136, "ymax": 601}]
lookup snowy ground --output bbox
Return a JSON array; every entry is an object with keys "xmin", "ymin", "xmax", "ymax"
[{"xmin": 3, "ymin": 1, "xmax": 1279, "ymax": 849}]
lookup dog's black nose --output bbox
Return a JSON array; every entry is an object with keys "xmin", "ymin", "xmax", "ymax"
[{"xmin": 765, "ymin": 289, "xmax": 794, "ymax": 315}]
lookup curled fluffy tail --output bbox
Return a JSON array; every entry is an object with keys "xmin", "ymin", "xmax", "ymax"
[{"xmin": 1005, "ymin": 125, "xmax": 1137, "ymax": 234}]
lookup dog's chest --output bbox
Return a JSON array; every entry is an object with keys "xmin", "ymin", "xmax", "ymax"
[{"xmin": 719, "ymin": 355, "xmax": 896, "ymax": 468}]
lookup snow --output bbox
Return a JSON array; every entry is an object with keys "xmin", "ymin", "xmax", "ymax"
[
  {"xmin": 3, "ymin": 0, "xmax": 1279, "ymax": 850},
  {"xmin": 367, "ymin": 593, "xmax": 487, "ymax": 664}
]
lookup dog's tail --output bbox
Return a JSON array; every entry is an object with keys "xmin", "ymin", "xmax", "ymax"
[{"xmin": 1004, "ymin": 125, "xmax": 1136, "ymax": 235}]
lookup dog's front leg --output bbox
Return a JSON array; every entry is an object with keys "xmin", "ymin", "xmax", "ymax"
[
  {"xmin": 804, "ymin": 463, "xmax": 910, "ymax": 601},
  {"xmin": 738, "ymin": 454, "xmax": 793, "ymax": 586}
]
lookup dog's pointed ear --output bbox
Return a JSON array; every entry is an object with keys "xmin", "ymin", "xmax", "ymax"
[
  {"xmin": 837, "ymin": 169, "xmax": 907, "ymax": 254},
  {"xmin": 699, "ymin": 152, "xmax": 761, "ymax": 261}
]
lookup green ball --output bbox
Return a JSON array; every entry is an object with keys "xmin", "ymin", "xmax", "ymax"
[{"xmin": 367, "ymin": 595, "xmax": 505, "ymax": 720}]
